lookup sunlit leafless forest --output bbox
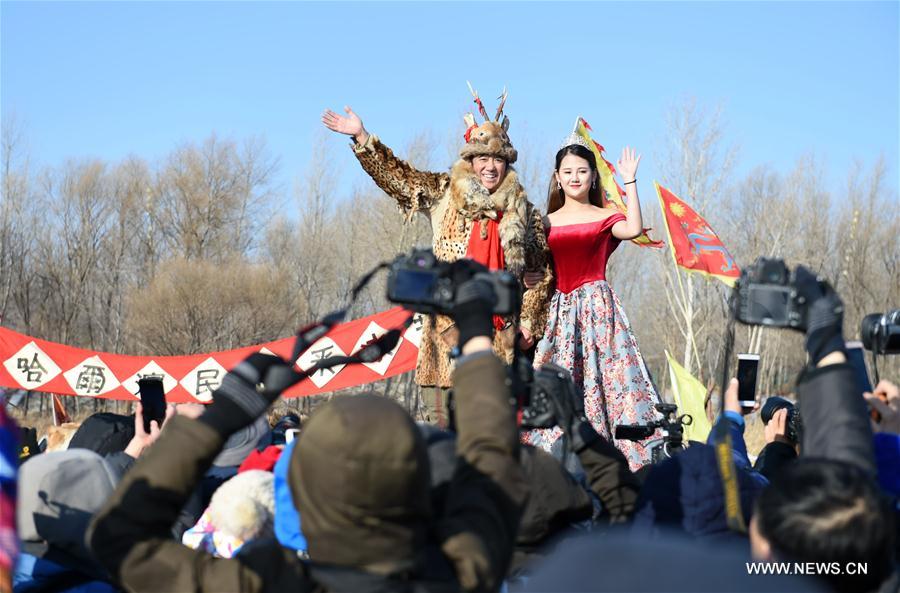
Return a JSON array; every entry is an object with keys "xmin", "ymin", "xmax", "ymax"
[{"xmin": 2, "ymin": 100, "xmax": 898, "ymax": 435}]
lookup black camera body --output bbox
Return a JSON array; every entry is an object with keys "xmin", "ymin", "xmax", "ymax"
[
  {"xmin": 386, "ymin": 248, "xmax": 519, "ymax": 316},
  {"xmin": 516, "ymin": 361, "xmax": 579, "ymax": 430},
  {"xmin": 734, "ymin": 257, "xmax": 810, "ymax": 330},
  {"xmin": 760, "ymin": 395, "xmax": 801, "ymax": 443},
  {"xmin": 615, "ymin": 403, "xmax": 692, "ymax": 464},
  {"xmin": 861, "ymin": 309, "xmax": 900, "ymax": 355}
]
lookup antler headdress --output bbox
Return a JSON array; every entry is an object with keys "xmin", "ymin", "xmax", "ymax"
[{"xmin": 460, "ymin": 82, "xmax": 516, "ymax": 163}]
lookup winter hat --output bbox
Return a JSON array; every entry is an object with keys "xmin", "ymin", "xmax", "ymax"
[
  {"xmin": 290, "ymin": 394, "xmax": 430, "ymax": 574},
  {"xmin": 458, "ymin": 84, "xmax": 516, "ymax": 163}
]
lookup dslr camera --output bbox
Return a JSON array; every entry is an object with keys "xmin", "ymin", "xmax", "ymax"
[
  {"xmin": 760, "ymin": 396, "xmax": 801, "ymax": 443},
  {"xmin": 615, "ymin": 403, "xmax": 692, "ymax": 464},
  {"xmin": 514, "ymin": 360, "xmax": 579, "ymax": 430},
  {"xmin": 733, "ymin": 257, "xmax": 812, "ymax": 330},
  {"xmin": 386, "ymin": 248, "xmax": 519, "ymax": 316},
  {"xmin": 861, "ymin": 309, "xmax": 900, "ymax": 355}
]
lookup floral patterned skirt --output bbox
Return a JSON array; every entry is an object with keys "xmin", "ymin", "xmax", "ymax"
[{"xmin": 522, "ymin": 280, "xmax": 660, "ymax": 471}]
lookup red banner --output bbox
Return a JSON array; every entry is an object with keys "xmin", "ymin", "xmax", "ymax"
[
  {"xmin": 0, "ymin": 308, "xmax": 421, "ymax": 402},
  {"xmin": 655, "ymin": 182, "xmax": 740, "ymax": 287}
]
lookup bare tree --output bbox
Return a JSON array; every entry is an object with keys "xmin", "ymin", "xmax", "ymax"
[{"xmin": 653, "ymin": 98, "xmax": 737, "ymax": 377}]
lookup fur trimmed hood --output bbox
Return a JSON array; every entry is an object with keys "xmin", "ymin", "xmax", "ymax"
[{"xmin": 449, "ymin": 159, "xmax": 528, "ymax": 276}]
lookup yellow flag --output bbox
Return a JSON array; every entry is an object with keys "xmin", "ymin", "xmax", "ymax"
[
  {"xmin": 574, "ymin": 118, "xmax": 663, "ymax": 248},
  {"xmin": 665, "ymin": 350, "xmax": 712, "ymax": 442}
]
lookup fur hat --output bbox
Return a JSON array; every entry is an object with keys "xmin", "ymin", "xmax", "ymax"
[
  {"xmin": 182, "ymin": 469, "xmax": 276, "ymax": 558},
  {"xmin": 207, "ymin": 469, "xmax": 275, "ymax": 542},
  {"xmin": 458, "ymin": 84, "xmax": 517, "ymax": 163},
  {"xmin": 460, "ymin": 121, "xmax": 517, "ymax": 163}
]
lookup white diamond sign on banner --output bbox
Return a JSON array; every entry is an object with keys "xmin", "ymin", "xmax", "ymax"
[
  {"xmin": 3, "ymin": 341, "xmax": 62, "ymax": 390},
  {"xmin": 296, "ymin": 336, "xmax": 346, "ymax": 389},
  {"xmin": 121, "ymin": 361, "xmax": 179, "ymax": 399},
  {"xmin": 351, "ymin": 321, "xmax": 402, "ymax": 376},
  {"xmin": 63, "ymin": 356, "xmax": 121, "ymax": 397},
  {"xmin": 180, "ymin": 357, "xmax": 227, "ymax": 403},
  {"xmin": 403, "ymin": 314, "xmax": 425, "ymax": 348}
]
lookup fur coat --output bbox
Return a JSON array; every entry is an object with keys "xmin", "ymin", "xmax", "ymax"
[{"xmin": 353, "ymin": 135, "xmax": 552, "ymax": 387}]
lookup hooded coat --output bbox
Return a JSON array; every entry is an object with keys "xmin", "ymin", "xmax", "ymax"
[
  {"xmin": 352, "ymin": 133, "xmax": 552, "ymax": 387},
  {"xmin": 88, "ymin": 352, "xmax": 526, "ymax": 592}
]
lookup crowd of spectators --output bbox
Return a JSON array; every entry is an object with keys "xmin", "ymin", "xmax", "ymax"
[{"xmin": 0, "ymin": 263, "xmax": 897, "ymax": 593}]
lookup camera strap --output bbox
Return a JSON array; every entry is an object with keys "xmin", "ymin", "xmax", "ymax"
[{"xmin": 711, "ymin": 418, "xmax": 747, "ymax": 534}]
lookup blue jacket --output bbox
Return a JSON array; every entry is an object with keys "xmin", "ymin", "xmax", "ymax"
[
  {"xmin": 272, "ymin": 440, "xmax": 306, "ymax": 552},
  {"xmin": 632, "ymin": 413, "xmax": 768, "ymax": 539}
]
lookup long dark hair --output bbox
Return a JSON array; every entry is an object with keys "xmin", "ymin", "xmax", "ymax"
[{"xmin": 546, "ymin": 144, "xmax": 604, "ymax": 214}]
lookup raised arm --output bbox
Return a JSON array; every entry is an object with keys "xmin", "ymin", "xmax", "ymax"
[
  {"xmin": 436, "ymin": 273, "xmax": 528, "ymax": 591},
  {"xmin": 792, "ymin": 267, "xmax": 876, "ymax": 474},
  {"xmin": 322, "ymin": 106, "xmax": 449, "ymax": 217},
  {"xmin": 611, "ymin": 147, "xmax": 644, "ymax": 241},
  {"xmin": 88, "ymin": 355, "xmax": 308, "ymax": 592}
]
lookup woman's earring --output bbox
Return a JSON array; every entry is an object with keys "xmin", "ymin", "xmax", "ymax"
[
  {"xmin": 557, "ymin": 181, "xmax": 561, "ymax": 190},
  {"xmin": 592, "ymin": 178, "xmax": 597, "ymax": 189}
]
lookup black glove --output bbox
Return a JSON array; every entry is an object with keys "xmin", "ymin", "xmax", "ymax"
[
  {"xmin": 449, "ymin": 259, "xmax": 496, "ymax": 347},
  {"xmin": 544, "ymin": 363, "xmax": 600, "ymax": 453},
  {"xmin": 793, "ymin": 266, "xmax": 845, "ymax": 365},
  {"xmin": 199, "ymin": 353, "xmax": 291, "ymax": 438},
  {"xmin": 448, "ymin": 258, "xmax": 490, "ymax": 285}
]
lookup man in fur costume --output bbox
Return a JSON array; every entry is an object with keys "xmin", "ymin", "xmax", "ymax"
[{"xmin": 323, "ymin": 89, "xmax": 552, "ymax": 426}]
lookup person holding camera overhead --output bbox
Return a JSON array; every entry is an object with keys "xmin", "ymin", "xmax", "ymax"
[
  {"xmin": 322, "ymin": 90, "xmax": 553, "ymax": 427},
  {"xmin": 521, "ymin": 134, "xmax": 660, "ymax": 471}
]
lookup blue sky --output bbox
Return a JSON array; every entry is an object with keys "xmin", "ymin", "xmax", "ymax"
[{"xmin": 2, "ymin": 1, "xmax": 898, "ymax": 204}]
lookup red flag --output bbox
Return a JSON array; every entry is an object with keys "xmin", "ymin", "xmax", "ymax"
[
  {"xmin": 655, "ymin": 182, "xmax": 740, "ymax": 286},
  {"xmin": 52, "ymin": 393, "xmax": 71, "ymax": 426}
]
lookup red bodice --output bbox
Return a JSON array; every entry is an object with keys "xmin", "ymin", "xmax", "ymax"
[{"xmin": 547, "ymin": 213, "xmax": 626, "ymax": 294}]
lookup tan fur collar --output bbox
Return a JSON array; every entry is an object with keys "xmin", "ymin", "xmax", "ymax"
[
  {"xmin": 448, "ymin": 159, "xmax": 529, "ymax": 276},
  {"xmin": 448, "ymin": 159, "xmax": 521, "ymax": 217}
]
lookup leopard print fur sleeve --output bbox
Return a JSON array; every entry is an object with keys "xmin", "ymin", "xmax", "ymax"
[{"xmin": 352, "ymin": 135, "xmax": 450, "ymax": 217}]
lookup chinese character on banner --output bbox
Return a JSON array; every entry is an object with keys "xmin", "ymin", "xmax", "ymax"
[
  {"xmin": 75, "ymin": 365, "xmax": 106, "ymax": 394},
  {"xmin": 403, "ymin": 314, "xmax": 425, "ymax": 348},
  {"xmin": 3, "ymin": 342, "xmax": 62, "ymax": 390},
  {"xmin": 18, "ymin": 353, "xmax": 47, "ymax": 383},
  {"xmin": 122, "ymin": 361, "xmax": 178, "ymax": 398},
  {"xmin": 351, "ymin": 321, "xmax": 402, "ymax": 376},
  {"xmin": 180, "ymin": 357, "xmax": 227, "ymax": 402},
  {"xmin": 296, "ymin": 337, "xmax": 347, "ymax": 389},
  {"xmin": 63, "ymin": 356, "xmax": 120, "ymax": 397}
]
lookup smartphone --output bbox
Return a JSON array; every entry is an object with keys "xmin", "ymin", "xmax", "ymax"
[
  {"xmin": 285, "ymin": 428, "xmax": 301, "ymax": 444},
  {"xmin": 736, "ymin": 353, "xmax": 760, "ymax": 409},
  {"xmin": 845, "ymin": 341, "xmax": 873, "ymax": 394},
  {"xmin": 138, "ymin": 377, "xmax": 167, "ymax": 433}
]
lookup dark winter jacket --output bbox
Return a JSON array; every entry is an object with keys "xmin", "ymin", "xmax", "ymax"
[
  {"xmin": 631, "ymin": 443, "xmax": 768, "ymax": 540},
  {"xmin": 88, "ymin": 351, "xmax": 526, "ymax": 592},
  {"xmin": 753, "ymin": 441, "xmax": 798, "ymax": 481},
  {"xmin": 796, "ymin": 362, "xmax": 876, "ymax": 473}
]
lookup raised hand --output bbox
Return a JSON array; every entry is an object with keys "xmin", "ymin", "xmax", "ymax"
[
  {"xmin": 124, "ymin": 402, "xmax": 176, "ymax": 458},
  {"xmin": 616, "ymin": 146, "xmax": 641, "ymax": 183},
  {"xmin": 865, "ymin": 380, "xmax": 900, "ymax": 434},
  {"xmin": 765, "ymin": 408, "xmax": 792, "ymax": 445},
  {"xmin": 322, "ymin": 106, "xmax": 368, "ymax": 143}
]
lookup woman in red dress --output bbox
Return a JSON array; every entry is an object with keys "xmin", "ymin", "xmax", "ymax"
[{"xmin": 522, "ymin": 140, "xmax": 660, "ymax": 471}]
